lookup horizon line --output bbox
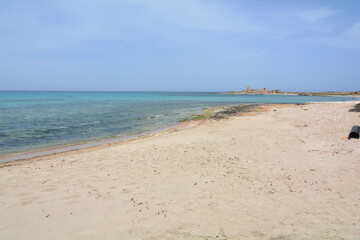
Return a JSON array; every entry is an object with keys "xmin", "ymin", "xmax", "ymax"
[{"xmin": 0, "ymin": 89, "xmax": 359, "ymax": 93}]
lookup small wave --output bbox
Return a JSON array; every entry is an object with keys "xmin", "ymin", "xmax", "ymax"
[
  {"xmin": 135, "ymin": 115, "xmax": 162, "ymax": 121},
  {"xmin": 76, "ymin": 121, "xmax": 100, "ymax": 126},
  {"xmin": 147, "ymin": 115, "xmax": 161, "ymax": 119},
  {"xmin": 35, "ymin": 128, "xmax": 63, "ymax": 134}
]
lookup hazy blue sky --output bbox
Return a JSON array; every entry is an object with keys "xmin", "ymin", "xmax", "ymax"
[{"xmin": 1, "ymin": 0, "xmax": 360, "ymax": 92}]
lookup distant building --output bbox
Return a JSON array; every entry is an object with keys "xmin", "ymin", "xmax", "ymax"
[{"xmin": 239, "ymin": 86, "xmax": 282, "ymax": 95}]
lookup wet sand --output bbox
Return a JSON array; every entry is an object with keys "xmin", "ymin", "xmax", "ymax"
[{"xmin": 1, "ymin": 101, "xmax": 360, "ymax": 240}]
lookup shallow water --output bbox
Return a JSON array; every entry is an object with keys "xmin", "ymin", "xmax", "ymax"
[{"xmin": 0, "ymin": 91, "xmax": 356, "ymax": 156}]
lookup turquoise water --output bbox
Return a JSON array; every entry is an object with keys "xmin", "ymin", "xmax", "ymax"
[{"xmin": 0, "ymin": 91, "xmax": 356, "ymax": 156}]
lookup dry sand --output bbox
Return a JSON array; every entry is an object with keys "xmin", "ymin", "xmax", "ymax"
[{"xmin": 1, "ymin": 101, "xmax": 360, "ymax": 240}]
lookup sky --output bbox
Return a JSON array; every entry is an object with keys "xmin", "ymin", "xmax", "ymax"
[{"xmin": 1, "ymin": 0, "xmax": 360, "ymax": 92}]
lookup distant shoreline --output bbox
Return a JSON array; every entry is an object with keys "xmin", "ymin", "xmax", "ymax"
[{"xmin": 220, "ymin": 91, "xmax": 360, "ymax": 97}]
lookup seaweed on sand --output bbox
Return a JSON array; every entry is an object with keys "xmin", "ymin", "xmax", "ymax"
[{"xmin": 179, "ymin": 104, "xmax": 262, "ymax": 122}]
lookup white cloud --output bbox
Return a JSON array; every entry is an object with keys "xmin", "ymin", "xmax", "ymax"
[
  {"xmin": 0, "ymin": 0, "xmax": 350, "ymax": 52},
  {"xmin": 313, "ymin": 22, "xmax": 360, "ymax": 49},
  {"xmin": 47, "ymin": 0, "xmax": 257, "ymax": 33},
  {"xmin": 50, "ymin": 1, "xmax": 339, "ymax": 40},
  {"xmin": 297, "ymin": 7, "xmax": 336, "ymax": 23},
  {"xmin": 133, "ymin": 0, "xmax": 255, "ymax": 32},
  {"xmin": 0, "ymin": 0, "xmax": 264, "ymax": 52},
  {"xmin": 344, "ymin": 22, "xmax": 360, "ymax": 39}
]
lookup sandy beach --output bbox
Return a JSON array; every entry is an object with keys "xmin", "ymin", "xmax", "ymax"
[{"xmin": 1, "ymin": 101, "xmax": 360, "ymax": 240}]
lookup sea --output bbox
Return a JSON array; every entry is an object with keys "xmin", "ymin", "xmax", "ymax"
[{"xmin": 0, "ymin": 91, "xmax": 357, "ymax": 158}]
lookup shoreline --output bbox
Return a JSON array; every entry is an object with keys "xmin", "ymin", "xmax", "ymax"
[
  {"xmin": 1, "ymin": 93, "xmax": 358, "ymax": 163},
  {"xmin": 0, "ymin": 103, "xmax": 266, "ymax": 164},
  {"xmin": 0, "ymin": 101, "xmax": 356, "ymax": 165},
  {"xmin": 0, "ymin": 123, "xmax": 177, "ymax": 164}
]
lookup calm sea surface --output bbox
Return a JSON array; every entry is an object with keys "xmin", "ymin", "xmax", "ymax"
[{"xmin": 0, "ymin": 91, "xmax": 356, "ymax": 156}]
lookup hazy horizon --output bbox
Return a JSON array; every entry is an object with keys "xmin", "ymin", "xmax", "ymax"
[{"xmin": 1, "ymin": 0, "xmax": 360, "ymax": 92}]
